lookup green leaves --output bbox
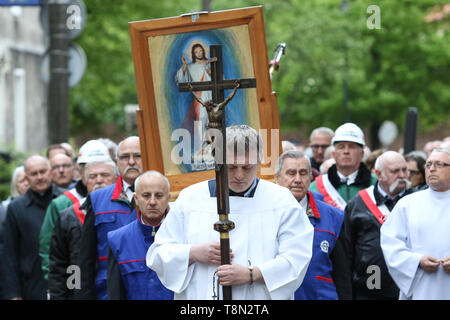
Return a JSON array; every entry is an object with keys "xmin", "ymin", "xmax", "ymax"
[{"xmin": 70, "ymin": 0, "xmax": 449, "ymax": 140}]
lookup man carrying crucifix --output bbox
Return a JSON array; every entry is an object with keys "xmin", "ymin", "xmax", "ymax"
[{"xmin": 147, "ymin": 125, "xmax": 314, "ymax": 299}]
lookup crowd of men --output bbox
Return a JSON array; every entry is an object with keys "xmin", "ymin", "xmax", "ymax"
[{"xmin": 0, "ymin": 122, "xmax": 448, "ymax": 300}]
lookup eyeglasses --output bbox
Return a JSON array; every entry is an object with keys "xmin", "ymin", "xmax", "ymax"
[
  {"xmin": 52, "ymin": 164, "xmax": 73, "ymax": 170},
  {"xmin": 424, "ymin": 161, "xmax": 450, "ymax": 169},
  {"xmin": 118, "ymin": 153, "xmax": 142, "ymax": 161},
  {"xmin": 310, "ymin": 144, "xmax": 330, "ymax": 150}
]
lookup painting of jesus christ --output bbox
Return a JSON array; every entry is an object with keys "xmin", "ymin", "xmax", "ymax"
[{"xmin": 148, "ymin": 25, "xmax": 260, "ymax": 175}]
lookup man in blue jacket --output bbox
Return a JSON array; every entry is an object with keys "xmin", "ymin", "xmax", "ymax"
[
  {"xmin": 107, "ymin": 170, "xmax": 173, "ymax": 300},
  {"xmin": 78, "ymin": 136, "xmax": 142, "ymax": 299},
  {"xmin": 275, "ymin": 150, "xmax": 344, "ymax": 300}
]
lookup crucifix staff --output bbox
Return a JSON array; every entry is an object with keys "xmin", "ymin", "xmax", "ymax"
[
  {"xmin": 178, "ymin": 45, "xmax": 256, "ymax": 300},
  {"xmin": 188, "ymin": 81, "xmax": 240, "ymax": 130}
]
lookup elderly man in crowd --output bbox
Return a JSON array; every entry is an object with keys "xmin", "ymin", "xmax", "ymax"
[
  {"xmin": 49, "ymin": 158, "xmax": 118, "ymax": 299},
  {"xmin": 334, "ymin": 151, "xmax": 412, "ymax": 299},
  {"xmin": 310, "ymin": 123, "xmax": 377, "ymax": 210},
  {"xmin": 107, "ymin": 171, "xmax": 173, "ymax": 300},
  {"xmin": 78, "ymin": 136, "xmax": 142, "ymax": 300},
  {"xmin": 275, "ymin": 150, "xmax": 344, "ymax": 300},
  {"xmin": 39, "ymin": 140, "xmax": 111, "ymax": 280},
  {"xmin": 3, "ymin": 155, "xmax": 62, "ymax": 299}
]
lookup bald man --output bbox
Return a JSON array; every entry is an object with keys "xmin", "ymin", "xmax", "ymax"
[
  {"xmin": 107, "ymin": 171, "xmax": 173, "ymax": 300},
  {"xmin": 2, "ymin": 155, "xmax": 62, "ymax": 300},
  {"xmin": 334, "ymin": 151, "xmax": 413, "ymax": 300}
]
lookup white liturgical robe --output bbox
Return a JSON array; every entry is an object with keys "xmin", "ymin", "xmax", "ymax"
[
  {"xmin": 147, "ymin": 179, "xmax": 314, "ymax": 300},
  {"xmin": 380, "ymin": 188, "xmax": 450, "ymax": 300}
]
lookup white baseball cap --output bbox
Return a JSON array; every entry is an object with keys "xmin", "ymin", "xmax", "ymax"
[
  {"xmin": 332, "ymin": 123, "xmax": 365, "ymax": 147},
  {"xmin": 77, "ymin": 140, "xmax": 111, "ymax": 164}
]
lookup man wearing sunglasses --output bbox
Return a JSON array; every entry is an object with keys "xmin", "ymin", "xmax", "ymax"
[{"xmin": 381, "ymin": 147, "xmax": 450, "ymax": 300}]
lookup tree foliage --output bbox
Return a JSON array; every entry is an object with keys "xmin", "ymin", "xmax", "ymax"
[
  {"xmin": 70, "ymin": 0, "xmax": 200, "ymax": 136},
  {"xmin": 70, "ymin": 0, "xmax": 450, "ymax": 141}
]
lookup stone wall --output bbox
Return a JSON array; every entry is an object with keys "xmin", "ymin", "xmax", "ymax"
[{"xmin": 0, "ymin": 6, "xmax": 47, "ymax": 153}]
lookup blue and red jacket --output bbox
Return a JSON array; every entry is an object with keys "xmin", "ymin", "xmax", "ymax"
[
  {"xmin": 107, "ymin": 211, "xmax": 173, "ymax": 300},
  {"xmin": 90, "ymin": 176, "xmax": 136, "ymax": 300},
  {"xmin": 295, "ymin": 191, "xmax": 344, "ymax": 300}
]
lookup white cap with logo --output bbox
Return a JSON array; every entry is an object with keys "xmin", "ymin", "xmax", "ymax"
[
  {"xmin": 332, "ymin": 122, "xmax": 365, "ymax": 147},
  {"xmin": 77, "ymin": 140, "xmax": 111, "ymax": 164}
]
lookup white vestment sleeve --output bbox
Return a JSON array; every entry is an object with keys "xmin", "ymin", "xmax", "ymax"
[
  {"xmin": 380, "ymin": 203, "xmax": 423, "ymax": 298},
  {"xmin": 146, "ymin": 202, "xmax": 194, "ymax": 294},
  {"xmin": 175, "ymin": 66, "xmax": 191, "ymax": 85},
  {"xmin": 258, "ymin": 205, "xmax": 314, "ymax": 299}
]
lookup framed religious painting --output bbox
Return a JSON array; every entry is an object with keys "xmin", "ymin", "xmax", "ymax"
[{"xmin": 129, "ymin": 6, "xmax": 281, "ymax": 195}]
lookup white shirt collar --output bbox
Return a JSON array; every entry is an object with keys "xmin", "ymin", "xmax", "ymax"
[
  {"xmin": 122, "ymin": 180, "xmax": 134, "ymax": 202},
  {"xmin": 377, "ymin": 182, "xmax": 389, "ymax": 199},
  {"xmin": 337, "ymin": 169, "xmax": 359, "ymax": 185}
]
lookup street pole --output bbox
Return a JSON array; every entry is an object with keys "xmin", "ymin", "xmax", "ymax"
[
  {"xmin": 48, "ymin": 0, "xmax": 70, "ymax": 144},
  {"xmin": 202, "ymin": 0, "xmax": 211, "ymax": 11},
  {"xmin": 341, "ymin": 0, "xmax": 350, "ymax": 122},
  {"xmin": 404, "ymin": 107, "xmax": 418, "ymax": 154}
]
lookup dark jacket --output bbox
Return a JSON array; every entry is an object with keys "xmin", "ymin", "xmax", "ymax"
[
  {"xmin": 48, "ymin": 202, "xmax": 86, "ymax": 300},
  {"xmin": 333, "ymin": 183, "xmax": 412, "ymax": 300},
  {"xmin": 2, "ymin": 185, "xmax": 62, "ymax": 299},
  {"xmin": 39, "ymin": 179, "xmax": 88, "ymax": 280},
  {"xmin": 77, "ymin": 177, "xmax": 136, "ymax": 300}
]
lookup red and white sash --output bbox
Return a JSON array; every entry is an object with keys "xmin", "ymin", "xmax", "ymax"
[
  {"xmin": 63, "ymin": 189, "xmax": 87, "ymax": 224},
  {"xmin": 63, "ymin": 189, "xmax": 84, "ymax": 206},
  {"xmin": 315, "ymin": 174, "xmax": 347, "ymax": 210},
  {"xmin": 358, "ymin": 185, "xmax": 390, "ymax": 225},
  {"xmin": 73, "ymin": 198, "xmax": 87, "ymax": 224}
]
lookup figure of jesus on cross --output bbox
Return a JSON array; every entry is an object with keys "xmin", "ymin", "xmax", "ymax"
[{"xmin": 178, "ymin": 44, "xmax": 256, "ymax": 299}]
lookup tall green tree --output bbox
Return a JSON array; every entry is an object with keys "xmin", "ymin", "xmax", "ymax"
[
  {"xmin": 213, "ymin": 0, "xmax": 450, "ymax": 140},
  {"xmin": 70, "ymin": 0, "xmax": 449, "ymax": 145},
  {"xmin": 70, "ymin": 0, "xmax": 200, "ymax": 136}
]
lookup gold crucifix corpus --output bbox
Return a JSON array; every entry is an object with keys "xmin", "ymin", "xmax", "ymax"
[{"xmin": 188, "ymin": 81, "xmax": 241, "ymax": 129}]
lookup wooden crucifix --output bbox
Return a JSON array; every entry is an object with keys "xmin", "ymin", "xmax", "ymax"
[{"xmin": 178, "ymin": 44, "xmax": 256, "ymax": 300}]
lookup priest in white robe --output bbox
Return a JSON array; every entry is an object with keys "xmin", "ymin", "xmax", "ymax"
[
  {"xmin": 380, "ymin": 148, "xmax": 450, "ymax": 299},
  {"xmin": 147, "ymin": 125, "xmax": 314, "ymax": 300}
]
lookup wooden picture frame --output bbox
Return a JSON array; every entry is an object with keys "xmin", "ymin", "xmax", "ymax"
[{"xmin": 129, "ymin": 6, "xmax": 281, "ymax": 195}]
